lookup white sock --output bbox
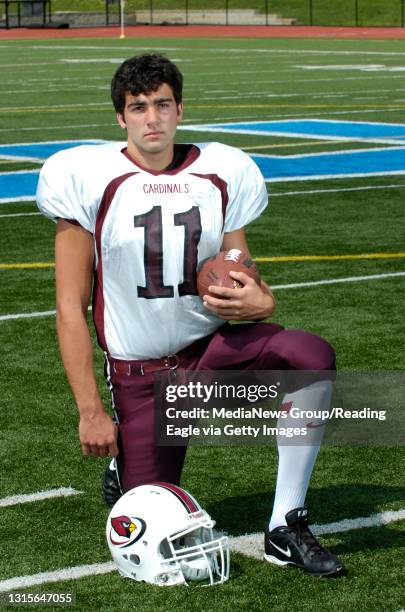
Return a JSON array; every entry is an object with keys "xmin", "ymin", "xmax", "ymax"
[{"xmin": 269, "ymin": 379, "xmax": 332, "ymax": 531}]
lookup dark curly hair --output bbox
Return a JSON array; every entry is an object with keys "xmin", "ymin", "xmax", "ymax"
[{"xmin": 111, "ymin": 54, "xmax": 183, "ymax": 114}]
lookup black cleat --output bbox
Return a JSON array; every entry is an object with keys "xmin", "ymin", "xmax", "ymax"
[
  {"xmin": 102, "ymin": 459, "xmax": 122, "ymax": 508},
  {"xmin": 264, "ymin": 507, "xmax": 346, "ymax": 577}
]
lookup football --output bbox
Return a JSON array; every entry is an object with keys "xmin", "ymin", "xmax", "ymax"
[{"xmin": 197, "ymin": 249, "xmax": 261, "ymax": 298}]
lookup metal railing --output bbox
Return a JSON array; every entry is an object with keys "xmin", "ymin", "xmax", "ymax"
[{"xmin": 1, "ymin": 0, "xmax": 51, "ymax": 28}]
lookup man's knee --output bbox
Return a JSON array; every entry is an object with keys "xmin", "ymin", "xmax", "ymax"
[{"xmin": 268, "ymin": 329, "xmax": 336, "ymax": 371}]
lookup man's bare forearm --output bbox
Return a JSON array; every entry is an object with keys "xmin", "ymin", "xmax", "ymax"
[
  {"xmin": 54, "ymin": 219, "xmax": 118, "ymax": 457},
  {"xmin": 57, "ymin": 308, "xmax": 118, "ymax": 457},
  {"xmin": 56, "ymin": 307, "xmax": 104, "ymax": 416}
]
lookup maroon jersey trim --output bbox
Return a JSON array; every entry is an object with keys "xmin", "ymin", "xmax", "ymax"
[
  {"xmin": 151, "ymin": 482, "xmax": 200, "ymax": 513},
  {"xmin": 121, "ymin": 144, "xmax": 200, "ymax": 176},
  {"xmin": 93, "ymin": 171, "xmax": 139, "ymax": 351},
  {"xmin": 190, "ymin": 172, "xmax": 229, "ymax": 226}
]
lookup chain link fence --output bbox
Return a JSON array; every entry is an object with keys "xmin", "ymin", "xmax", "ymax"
[{"xmin": 2, "ymin": 0, "xmax": 405, "ymax": 28}]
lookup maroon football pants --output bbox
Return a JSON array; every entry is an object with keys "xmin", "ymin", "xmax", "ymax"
[{"xmin": 108, "ymin": 322, "xmax": 336, "ymax": 493}]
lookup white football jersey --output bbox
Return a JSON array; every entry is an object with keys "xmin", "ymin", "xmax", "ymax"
[{"xmin": 37, "ymin": 142, "xmax": 268, "ymax": 360}]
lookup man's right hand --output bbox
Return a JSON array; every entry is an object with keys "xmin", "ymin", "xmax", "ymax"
[
  {"xmin": 79, "ymin": 411, "xmax": 119, "ymax": 457},
  {"xmin": 55, "ymin": 221, "xmax": 118, "ymax": 458}
]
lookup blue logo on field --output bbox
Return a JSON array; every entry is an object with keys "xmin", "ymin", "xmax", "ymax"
[
  {"xmin": 181, "ymin": 119, "xmax": 405, "ymax": 182},
  {"xmin": 0, "ymin": 171, "xmax": 39, "ymax": 201},
  {"xmin": 0, "ymin": 140, "xmax": 106, "ymax": 162},
  {"xmin": 184, "ymin": 119, "xmax": 405, "ymax": 144},
  {"xmin": 0, "ymin": 140, "xmax": 107, "ymax": 203},
  {"xmin": 2, "ymin": 123, "xmax": 405, "ymax": 202},
  {"xmin": 251, "ymin": 147, "xmax": 405, "ymax": 182}
]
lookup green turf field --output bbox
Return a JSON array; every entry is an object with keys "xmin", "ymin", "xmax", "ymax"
[{"xmin": 0, "ymin": 36, "xmax": 404, "ymax": 611}]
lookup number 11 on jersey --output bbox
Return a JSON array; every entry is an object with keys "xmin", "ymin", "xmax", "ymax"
[{"xmin": 133, "ymin": 205, "xmax": 202, "ymax": 299}]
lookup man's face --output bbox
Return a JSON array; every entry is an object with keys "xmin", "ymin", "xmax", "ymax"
[{"xmin": 117, "ymin": 83, "xmax": 183, "ymax": 161}]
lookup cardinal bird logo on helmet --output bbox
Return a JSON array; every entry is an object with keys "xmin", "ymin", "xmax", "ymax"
[{"xmin": 109, "ymin": 514, "xmax": 146, "ymax": 547}]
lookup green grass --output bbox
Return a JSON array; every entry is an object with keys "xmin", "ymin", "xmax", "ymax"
[
  {"xmin": 1, "ymin": 36, "xmax": 405, "ymax": 612},
  {"xmin": 269, "ymin": 0, "xmax": 405, "ymax": 26}
]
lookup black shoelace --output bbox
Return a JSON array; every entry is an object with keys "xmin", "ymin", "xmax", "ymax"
[{"xmin": 294, "ymin": 521, "xmax": 328, "ymax": 557}]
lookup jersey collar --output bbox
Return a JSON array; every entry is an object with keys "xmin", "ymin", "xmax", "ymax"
[{"xmin": 121, "ymin": 144, "xmax": 200, "ymax": 176}]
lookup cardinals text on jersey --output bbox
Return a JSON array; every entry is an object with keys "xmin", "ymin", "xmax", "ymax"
[{"xmin": 37, "ymin": 142, "xmax": 268, "ymax": 360}]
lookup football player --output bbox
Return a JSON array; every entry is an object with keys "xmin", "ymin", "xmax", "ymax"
[{"xmin": 37, "ymin": 54, "xmax": 346, "ymax": 578}]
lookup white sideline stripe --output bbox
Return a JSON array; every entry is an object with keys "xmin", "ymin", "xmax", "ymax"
[
  {"xmin": 272, "ymin": 271, "xmax": 405, "ymax": 290},
  {"xmin": 230, "ymin": 508, "xmax": 405, "ymax": 560},
  {"xmin": 0, "ymin": 123, "xmax": 117, "ymax": 134},
  {"xmin": 0, "ymin": 197, "xmax": 36, "ymax": 204},
  {"xmin": 0, "ymin": 563, "xmax": 116, "ymax": 593},
  {"xmin": 0, "ymin": 138, "xmax": 106, "ymax": 148},
  {"xmin": 0, "ymin": 212, "xmax": 40, "ymax": 218},
  {"xmin": 0, "ymin": 169, "xmax": 38, "ymax": 177},
  {"xmin": 0, "ymin": 488, "xmax": 82, "ymax": 508},
  {"xmin": 0, "ymin": 508, "xmax": 404, "ymax": 592},
  {"xmin": 181, "ymin": 126, "xmax": 405, "ymax": 146},
  {"xmin": 1, "ymin": 272, "xmax": 404, "ymax": 322},
  {"xmin": 255, "ymin": 144, "xmax": 405, "ymax": 160},
  {"xmin": 0, "ymin": 102, "xmax": 111, "ymax": 112},
  {"xmin": 0, "ymin": 310, "xmax": 56, "ymax": 321},
  {"xmin": 268, "ymin": 170, "xmax": 405, "ymax": 183},
  {"xmin": 270, "ymin": 183, "xmax": 405, "ymax": 197},
  {"xmin": 0, "ymin": 155, "xmax": 44, "ymax": 163}
]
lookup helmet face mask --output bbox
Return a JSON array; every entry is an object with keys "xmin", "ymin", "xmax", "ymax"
[
  {"xmin": 107, "ymin": 484, "xmax": 230, "ymax": 586},
  {"xmin": 161, "ymin": 513, "xmax": 229, "ymax": 585}
]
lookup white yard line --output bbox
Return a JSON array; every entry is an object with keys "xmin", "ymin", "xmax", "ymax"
[
  {"xmin": 0, "ymin": 138, "xmax": 106, "ymax": 148},
  {"xmin": 181, "ymin": 120, "xmax": 405, "ymax": 147},
  {"xmin": 230, "ymin": 508, "xmax": 405, "ymax": 560},
  {"xmin": 0, "ymin": 507, "xmax": 404, "ymax": 592},
  {"xmin": 181, "ymin": 125, "xmax": 405, "ymax": 146},
  {"xmin": 0, "ymin": 169, "xmax": 39, "ymax": 176},
  {"xmin": 0, "ymin": 212, "xmax": 41, "ymax": 218},
  {"xmin": 199, "ymin": 48, "xmax": 405, "ymax": 57},
  {"xmin": 272, "ymin": 271, "xmax": 405, "ymax": 290},
  {"xmin": 0, "ymin": 563, "xmax": 116, "ymax": 593},
  {"xmin": 268, "ymin": 170, "xmax": 405, "ymax": 183},
  {"xmin": 0, "ymin": 197, "xmax": 36, "ymax": 204},
  {"xmin": 0, "ymin": 488, "xmax": 82, "ymax": 508},
  {"xmin": 0, "ymin": 310, "xmax": 56, "ymax": 321},
  {"xmin": 0, "ymin": 155, "xmax": 44, "ymax": 163},
  {"xmin": 0, "ymin": 102, "xmax": 111, "ymax": 113},
  {"xmin": 270, "ymin": 183, "xmax": 405, "ymax": 197},
  {"xmin": 255, "ymin": 144, "xmax": 405, "ymax": 160},
  {"xmin": 0, "ymin": 272, "xmax": 404, "ymax": 323},
  {"xmin": 0, "ymin": 123, "xmax": 117, "ymax": 134}
]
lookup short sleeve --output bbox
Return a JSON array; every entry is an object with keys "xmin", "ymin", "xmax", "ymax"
[
  {"xmin": 223, "ymin": 152, "xmax": 268, "ymax": 233},
  {"xmin": 36, "ymin": 150, "xmax": 97, "ymax": 234}
]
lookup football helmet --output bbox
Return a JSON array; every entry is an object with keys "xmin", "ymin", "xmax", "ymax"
[{"xmin": 106, "ymin": 482, "xmax": 230, "ymax": 586}]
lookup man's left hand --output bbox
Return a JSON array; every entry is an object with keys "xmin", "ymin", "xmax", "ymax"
[{"xmin": 202, "ymin": 271, "xmax": 276, "ymax": 321}]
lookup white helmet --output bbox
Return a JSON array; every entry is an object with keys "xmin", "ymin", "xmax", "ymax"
[{"xmin": 106, "ymin": 482, "xmax": 230, "ymax": 586}]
